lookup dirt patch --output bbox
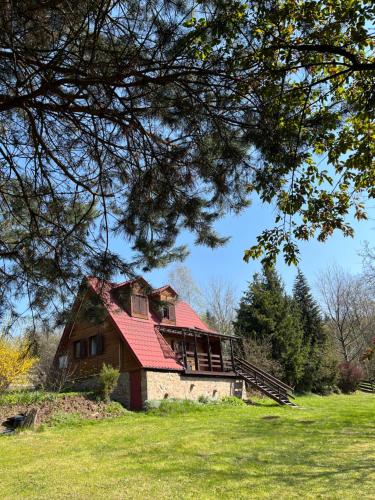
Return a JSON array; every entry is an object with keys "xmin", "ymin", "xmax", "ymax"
[
  {"xmin": 0, "ymin": 395, "xmax": 125, "ymax": 432},
  {"xmin": 262, "ymin": 415, "xmax": 280, "ymax": 420},
  {"xmin": 297, "ymin": 420, "xmax": 315, "ymax": 425}
]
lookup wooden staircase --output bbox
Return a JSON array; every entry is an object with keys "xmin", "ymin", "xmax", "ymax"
[{"xmin": 234, "ymin": 356, "xmax": 297, "ymax": 406}]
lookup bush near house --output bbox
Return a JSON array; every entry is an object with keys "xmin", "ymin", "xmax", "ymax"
[{"xmin": 97, "ymin": 364, "xmax": 120, "ymax": 403}]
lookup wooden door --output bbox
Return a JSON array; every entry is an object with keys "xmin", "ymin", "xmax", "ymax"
[{"xmin": 129, "ymin": 370, "xmax": 142, "ymax": 410}]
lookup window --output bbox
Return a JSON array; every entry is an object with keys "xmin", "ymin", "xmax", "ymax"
[
  {"xmin": 74, "ymin": 340, "xmax": 87, "ymax": 359},
  {"xmin": 162, "ymin": 304, "xmax": 175, "ymax": 321},
  {"xmin": 89, "ymin": 334, "xmax": 104, "ymax": 356},
  {"xmin": 131, "ymin": 294, "xmax": 148, "ymax": 317},
  {"xmin": 90, "ymin": 335, "xmax": 97, "ymax": 356},
  {"xmin": 58, "ymin": 355, "xmax": 68, "ymax": 369}
]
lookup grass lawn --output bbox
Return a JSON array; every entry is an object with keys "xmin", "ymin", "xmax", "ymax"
[{"xmin": 0, "ymin": 393, "xmax": 374, "ymax": 499}]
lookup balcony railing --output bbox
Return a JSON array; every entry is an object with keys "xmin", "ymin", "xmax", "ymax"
[{"xmin": 177, "ymin": 350, "xmax": 235, "ymax": 373}]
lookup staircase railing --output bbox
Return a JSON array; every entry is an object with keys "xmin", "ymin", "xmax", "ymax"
[{"xmin": 234, "ymin": 356, "xmax": 295, "ymax": 400}]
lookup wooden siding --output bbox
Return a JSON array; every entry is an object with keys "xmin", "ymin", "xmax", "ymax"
[{"xmin": 57, "ymin": 311, "xmax": 140, "ymax": 377}]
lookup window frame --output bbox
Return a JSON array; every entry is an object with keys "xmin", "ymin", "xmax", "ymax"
[
  {"xmin": 89, "ymin": 334, "xmax": 104, "ymax": 357},
  {"xmin": 161, "ymin": 303, "xmax": 176, "ymax": 322},
  {"xmin": 89, "ymin": 335, "xmax": 97, "ymax": 356},
  {"xmin": 73, "ymin": 339, "xmax": 87, "ymax": 359}
]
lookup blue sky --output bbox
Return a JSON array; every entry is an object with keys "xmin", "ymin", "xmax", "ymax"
[{"xmin": 128, "ymin": 197, "xmax": 375, "ymax": 303}]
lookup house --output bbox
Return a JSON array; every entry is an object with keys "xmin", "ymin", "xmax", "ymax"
[{"xmin": 55, "ymin": 276, "xmax": 244, "ymax": 410}]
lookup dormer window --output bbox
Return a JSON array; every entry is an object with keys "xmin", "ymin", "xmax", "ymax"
[{"xmin": 131, "ymin": 294, "xmax": 148, "ymax": 318}]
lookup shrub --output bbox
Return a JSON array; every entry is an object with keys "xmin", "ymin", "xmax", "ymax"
[
  {"xmin": 98, "ymin": 364, "xmax": 120, "ymax": 402},
  {"xmin": 0, "ymin": 337, "xmax": 37, "ymax": 392},
  {"xmin": 338, "ymin": 362, "xmax": 364, "ymax": 394},
  {"xmin": 220, "ymin": 396, "xmax": 246, "ymax": 406}
]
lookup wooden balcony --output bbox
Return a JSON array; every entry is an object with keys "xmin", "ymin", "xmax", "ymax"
[
  {"xmin": 157, "ymin": 324, "xmax": 239, "ymax": 376},
  {"xmin": 182, "ymin": 351, "xmax": 235, "ymax": 374}
]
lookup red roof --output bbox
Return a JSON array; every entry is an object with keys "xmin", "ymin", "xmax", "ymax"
[{"xmin": 87, "ymin": 278, "xmax": 216, "ymax": 370}]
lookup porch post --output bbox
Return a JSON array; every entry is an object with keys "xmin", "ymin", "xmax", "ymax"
[
  {"xmin": 230, "ymin": 338, "xmax": 235, "ymax": 371},
  {"xmin": 193, "ymin": 333, "xmax": 199, "ymax": 371},
  {"xmin": 219, "ymin": 338, "xmax": 224, "ymax": 372},
  {"xmin": 183, "ymin": 332, "xmax": 188, "ymax": 370},
  {"xmin": 206, "ymin": 334, "xmax": 212, "ymax": 371}
]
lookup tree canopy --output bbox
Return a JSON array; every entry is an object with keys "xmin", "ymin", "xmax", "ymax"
[
  {"xmin": 0, "ymin": 0, "xmax": 373, "ymax": 319},
  {"xmin": 185, "ymin": 0, "xmax": 374, "ymax": 264},
  {"xmin": 0, "ymin": 1, "xmax": 252, "ymax": 319}
]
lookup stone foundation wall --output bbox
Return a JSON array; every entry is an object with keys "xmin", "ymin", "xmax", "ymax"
[
  {"xmin": 69, "ymin": 370, "xmax": 243, "ymax": 409},
  {"xmin": 69, "ymin": 372, "xmax": 130, "ymax": 407},
  {"xmin": 111, "ymin": 372, "xmax": 130, "ymax": 407},
  {"xmin": 144, "ymin": 371, "xmax": 243, "ymax": 402}
]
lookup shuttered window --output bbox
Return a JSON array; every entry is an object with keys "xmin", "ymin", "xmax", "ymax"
[
  {"xmin": 162, "ymin": 304, "xmax": 176, "ymax": 321},
  {"xmin": 131, "ymin": 295, "xmax": 148, "ymax": 317}
]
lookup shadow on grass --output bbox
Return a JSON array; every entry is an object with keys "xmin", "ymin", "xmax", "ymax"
[{"xmin": 104, "ymin": 410, "xmax": 375, "ymax": 496}]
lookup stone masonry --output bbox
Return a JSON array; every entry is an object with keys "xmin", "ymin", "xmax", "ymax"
[{"xmin": 144, "ymin": 370, "xmax": 243, "ymax": 402}]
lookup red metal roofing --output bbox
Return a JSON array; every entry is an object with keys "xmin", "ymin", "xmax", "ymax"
[{"xmin": 87, "ymin": 278, "xmax": 216, "ymax": 370}]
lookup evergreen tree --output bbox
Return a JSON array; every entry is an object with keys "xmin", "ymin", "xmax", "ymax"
[
  {"xmin": 293, "ymin": 270, "xmax": 325, "ymax": 348},
  {"xmin": 293, "ymin": 270, "xmax": 338, "ymax": 393},
  {"xmin": 234, "ymin": 267, "xmax": 306, "ymax": 386}
]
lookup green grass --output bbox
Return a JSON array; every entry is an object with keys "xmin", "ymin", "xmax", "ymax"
[{"xmin": 0, "ymin": 393, "xmax": 374, "ymax": 499}]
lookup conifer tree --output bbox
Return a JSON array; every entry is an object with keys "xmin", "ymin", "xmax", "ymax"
[
  {"xmin": 234, "ymin": 266, "xmax": 306, "ymax": 386},
  {"xmin": 293, "ymin": 270, "xmax": 325, "ymax": 347},
  {"xmin": 293, "ymin": 270, "xmax": 338, "ymax": 392}
]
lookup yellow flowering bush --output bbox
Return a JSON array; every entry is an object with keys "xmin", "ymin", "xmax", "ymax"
[{"xmin": 0, "ymin": 338, "xmax": 37, "ymax": 392}]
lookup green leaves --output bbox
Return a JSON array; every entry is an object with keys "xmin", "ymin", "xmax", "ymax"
[{"xmin": 184, "ymin": 0, "xmax": 375, "ymax": 265}]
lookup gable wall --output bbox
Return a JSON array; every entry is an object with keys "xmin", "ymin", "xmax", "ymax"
[
  {"xmin": 64, "ymin": 318, "xmax": 123, "ymax": 378},
  {"xmin": 57, "ymin": 293, "xmax": 141, "ymax": 377}
]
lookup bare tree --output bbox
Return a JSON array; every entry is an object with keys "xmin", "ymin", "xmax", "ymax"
[
  {"xmin": 203, "ymin": 278, "xmax": 237, "ymax": 336},
  {"xmin": 318, "ymin": 265, "xmax": 375, "ymax": 362},
  {"xmin": 361, "ymin": 242, "xmax": 375, "ymax": 291},
  {"xmin": 168, "ymin": 265, "xmax": 204, "ymax": 312}
]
